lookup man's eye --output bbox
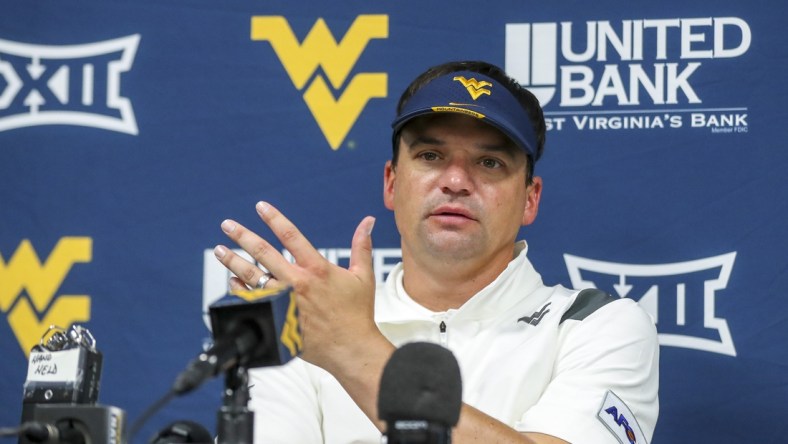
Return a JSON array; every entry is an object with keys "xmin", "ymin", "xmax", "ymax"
[
  {"xmin": 419, "ymin": 152, "xmax": 439, "ymax": 161},
  {"xmin": 481, "ymin": 158, "xmax": 503, "ymax": 169}
]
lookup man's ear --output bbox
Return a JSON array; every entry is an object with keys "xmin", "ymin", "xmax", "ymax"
[
  {"xmin": 521, "ymin": 176, "xmax": 543, "ymax": 226},
  {"xmin": 383, "ymin": 160, "xmax": 396, "ymax": 210}
]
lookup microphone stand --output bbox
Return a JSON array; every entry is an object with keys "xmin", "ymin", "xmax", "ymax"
[{"xmin": 216, "ymin": 364, "xmax": 254, "ymax": 444}]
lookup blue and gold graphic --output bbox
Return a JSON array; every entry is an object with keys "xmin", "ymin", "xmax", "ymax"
[
  {"xmin": 251, "ymin": 15, "xmax": 388, "ymax": 150},
  {"xmin": 453, "ymin": 76, "xmax": 492, "ymax": 100},
  {"xmin": 0, "ymin": 238, "xmax": 92, "ymax": 356}
]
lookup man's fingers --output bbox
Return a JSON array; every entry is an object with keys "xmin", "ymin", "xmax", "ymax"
[
  {"xmin": 228, "ymin": 276, "xmax": 250, "ymax": 291},
  {"xmin": 214, "ymin": 244, "xmax": 269, "ymax": 287},
  {"xmin": 220, "ymin": 202, "xmax": 359, "ymax": 294},
  {"xmin": 349, "ymin": 216, "xmax": 376, "ymax": 282},
  {"xmin": 218, "ymin": 219, "xmax": 290, "ymax": 281},
  {"xmin": 255, "ymin": 201, "xmax": 320, "ymax": 264},
  {"xmin": 228, "ymin": 276, "xmax": 279, "ymax": 291}
]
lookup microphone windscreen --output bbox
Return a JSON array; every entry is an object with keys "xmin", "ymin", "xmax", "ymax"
[{"xmin": 378, "ymin": 342, "xmax": 462, "ymax": 427}]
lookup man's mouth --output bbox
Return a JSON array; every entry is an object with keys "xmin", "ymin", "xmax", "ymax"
[{"xmin": 429, "ymin": 205, "xmax": 476, "ymax": 221}]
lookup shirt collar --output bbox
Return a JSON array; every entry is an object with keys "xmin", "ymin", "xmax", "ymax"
[{"xmin": 375, "ymin": 241, "xmax": 544, "ymax": 324}]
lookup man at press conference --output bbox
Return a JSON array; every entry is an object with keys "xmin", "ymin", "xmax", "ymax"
[{"xmin": 213, "ymin": 60, "xmax": 660, "ymax": 443}]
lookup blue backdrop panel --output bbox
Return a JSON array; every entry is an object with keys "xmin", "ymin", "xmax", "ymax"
[{"xmin": 1, "ymin": 1, "xmax": 786, "ymax": 442}]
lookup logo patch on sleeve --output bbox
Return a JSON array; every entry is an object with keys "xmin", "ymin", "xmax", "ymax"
[{"xmin": 597, "ymin": 391, "xmax": 648, "ymax": 444}]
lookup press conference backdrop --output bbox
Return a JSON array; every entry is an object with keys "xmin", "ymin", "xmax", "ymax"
[{"xmin": 1, "ymin": 0, "xmax": 786, "ymax": 442}]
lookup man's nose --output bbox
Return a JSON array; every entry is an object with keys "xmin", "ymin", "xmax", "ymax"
[{"xmin": 439, "ymin": 160, "xmax": 474, "ymax": 195}]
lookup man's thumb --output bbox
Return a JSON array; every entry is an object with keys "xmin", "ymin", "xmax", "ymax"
[{"xmin": 349, "ymin": 216, "xmax": 376, "ymax": 280}]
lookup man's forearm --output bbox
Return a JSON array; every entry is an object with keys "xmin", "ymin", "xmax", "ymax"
[
  {"xmin": 325, "ymin": 333, "xmax": 396, "ymax": 431},
  {"xmin": 330, "ymin": 336, "xmax": 565, "ymax": 444},
  {"xmin": 453, "ymin": 404, "xmax": 567, "ymax": 444}
]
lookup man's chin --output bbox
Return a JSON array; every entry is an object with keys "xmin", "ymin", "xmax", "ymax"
[{"xmin": 422, "ymin": 232, "xmax": 485, "ymax": 260}]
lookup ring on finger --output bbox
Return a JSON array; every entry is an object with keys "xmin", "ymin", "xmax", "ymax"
[{"xmin": 257, "ymin": 272, "xmax": 274, "ymax": 289}]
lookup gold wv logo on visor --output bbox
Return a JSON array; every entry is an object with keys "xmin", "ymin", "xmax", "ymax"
[{"xmin": 453, "ymin": 76, "xmax": 492, "ymax": 100}]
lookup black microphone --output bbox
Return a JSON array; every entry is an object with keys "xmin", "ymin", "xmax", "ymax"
[
  {"xmin": 0, "ymin": 422, "xmax": 57, "ymax": 442},
  {"xmin": 149, "ymin": 420, "xmax": 214, "ymax": 443},
  {"xmin": 172, "ymin": 286, "xmax": 302, "ymax": 395},
  {"xmin": 378, "ymin": 342, "xmax": 463, "ymax": 444},
  {"xmin": 18, "ymin": 421, "xmax": 92, "ymax": 444},
  {"xmin": 17, "ymin": 422, "xmax": 59, "ymax": 443}
]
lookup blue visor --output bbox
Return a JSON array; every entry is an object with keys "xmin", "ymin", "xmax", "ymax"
[{"xmin": 391, "ymin": 71, "xmax": 539, "ymax": 161}]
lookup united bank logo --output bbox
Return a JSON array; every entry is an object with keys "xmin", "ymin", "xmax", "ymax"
[
  {"xmin": 505, "ymin": 18, "xmax": 751, "ymax": 133},
  {"xmin": 251, "ymin": 15, "xmax": 388, "ymax": 150},
  {"xmin": 0, "ymin": 238, "xmax": 92, "ymax": 357},
  {"xmin": 0, "ymin": 35, "xmax": 139, "ymax": 135},
  {"xmin": 565, "ymin": 252, "xmax": 737, "ymax": 356}
]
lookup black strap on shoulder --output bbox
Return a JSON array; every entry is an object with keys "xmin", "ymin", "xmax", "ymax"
[{"xmin": 559, "ymin": 288, "xmax": 617, "ymax": 324}]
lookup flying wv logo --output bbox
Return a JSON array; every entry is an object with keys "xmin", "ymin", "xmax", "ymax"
[
  {"xmin": 564, "ymin": 252, "xmax": 737, "ymax": 356},
  {"xmin": 0, "ymin": 35, "xmax": 139, "ymax": 134},
  {"xmin": 251, "ymin": 15, "xmax": 388, "ymax": 150},
  {"xmin": 518, "ymin": 302, "xmax": 551, "ymax": 326},
  {"xmin": 0, "ymin": 238, "xmax": 92, "ymax": 357},
  {"xmin": 453, "ymin": 76, "xmax": 492, "ymax": 100}
]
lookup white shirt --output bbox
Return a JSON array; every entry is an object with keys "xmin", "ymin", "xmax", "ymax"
[{"xmin": 249, "ymin": 241, "xmax": 659, "ymax": 443}]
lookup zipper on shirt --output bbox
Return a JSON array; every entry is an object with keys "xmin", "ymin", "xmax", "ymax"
[{"xmin": 439, "ymin": 321, "xmax": 448, "ymax": 347}]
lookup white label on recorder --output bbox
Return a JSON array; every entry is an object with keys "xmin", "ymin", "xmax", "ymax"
[{"xmin": 26, "ymin": 349, "xmax": 82, "ymax": 383}]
